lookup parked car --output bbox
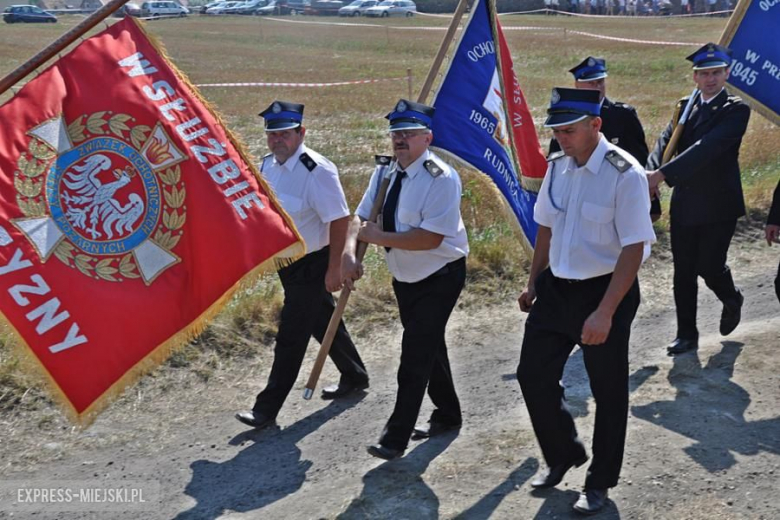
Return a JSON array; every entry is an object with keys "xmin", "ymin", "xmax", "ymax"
[
  {"xmin": 222, "ymin": 1, "xmax": 255, "ymax": 14},
  {"xmin": 364, "ymin": 0, "xmax": 415, "ymax": 17},
  {"xmin": 338, "ymin": 0, "xmax": 376, "ymax": 16},
  {"xmin": 276, "ymin": 0, "xmax": 310, "ymax": 14},
  {"xmin": 123, "ymin": 2, "xmax": 143, "ymax": 15},
  {"xmin": 232, "ymin": 0, "xmax": 268, "ymax": 14},
  {"xmin": 254, "ymin": 0, "xmax": 278, "ymax": 14},
  {"xmin": 305, "ymin": 0, "xmax": 343, "ymax": 15},
  {"xmin": 140, "ymin": 1, "xmax": 189, "ymax": 17},
  {"xmin": 3, "ymin": 5, "xmax": 57, "ymax": 23},
  {"xmin": 205, "ymin": 1, "xmax": 242, "ymax": 13},
  {"xmin": 200, "ymin": 1, "xmax": 224, "ymax": 13}
]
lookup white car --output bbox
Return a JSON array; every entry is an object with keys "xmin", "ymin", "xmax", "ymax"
[
  {"xmin": 140, "ymin": 0, "xmax": 188, "ymax": 17},
  {"xmin": 364, "ymin": 0, "xmax": 415, "ymax": 17},
  {"xmin": 254, "ymin": 0, "xmax": 278, "ymax": 14},
  {"xmin": 205, "ymin": 1, "xmax": 242, "ymax": 13},
  {"xmin": 338, "ymin": 0, "xmax": 377, "ymax": 16}
]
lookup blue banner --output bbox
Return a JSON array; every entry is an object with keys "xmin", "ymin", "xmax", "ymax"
[
  {"xmin": 722, "ymin": 0, "xmax": 780, "ymax": 125},
  {"xmin": 430, "ymin": 0, "xmax": 540, "ymax": 247}
]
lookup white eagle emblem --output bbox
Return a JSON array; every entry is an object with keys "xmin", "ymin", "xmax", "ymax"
[{"xmin": 61, "ymin": 154, "xmax": 145, "ymax": 240}]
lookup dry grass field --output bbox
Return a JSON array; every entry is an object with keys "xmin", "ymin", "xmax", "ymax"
[{"xmin": 0, "ymin": 12, "xmax": 778, "ymax": 407}]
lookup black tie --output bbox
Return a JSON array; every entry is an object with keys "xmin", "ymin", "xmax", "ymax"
[{"xmin": 382, "ymin": 170, "xmax": 406, "ymax": 251}]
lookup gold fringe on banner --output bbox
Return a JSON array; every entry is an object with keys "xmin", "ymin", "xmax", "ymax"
[{"xmin": 1, "ymin": 17, "xmax": 305, "ymax": 426}]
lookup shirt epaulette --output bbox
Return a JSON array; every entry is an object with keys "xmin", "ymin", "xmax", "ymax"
[
  {"xmin": 423, "ymin": 159, "xmax": 444, "ymax": 177},
  {"xmin": 299, "ymin": 152, "xmax": 317, "ymax": 172},
  {"xmin": 605, "ymin": 150, "xmax": 631, "ymax": 173},
  {"xmin": 375, "ymin": 155, "xmax": 393, "ymax": 166},
  {"xmin": 547, "ymin": 151, "xmax": 566, "ymax": 162},
  {"xmin": 261, "ymin": 153, "xmax": 273, "ymax": 170},
  {"xmin": 724, "ymin": 94, "xmax": 743, "ymax": 107},
  {"xmin": 613, "ymin": 102, "xmax": 636, "ymax": 112}
]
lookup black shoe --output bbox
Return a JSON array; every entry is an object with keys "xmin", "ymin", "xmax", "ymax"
[
  {"xmin": 530, "ymin": 455, "xmax": 589, "ymax": 489},
  {"xmin": 666, "ymin": 338, "xmax": 699, "ymax": 355},
  {"xmin": 720, "ymin": 289, "xmax": 744, "ymax": 336},
  {"xmin": 411, "ymin": 421, "xmax": 461, "ymax": 440},
  {"xmin": 235, "ymin": 411, "xmax": 275, "ymax": 429},
  {"xmin": 321, "ymin": 379, "xmax": 369, "ymax": 400},
  {"xmin": 573, "ymin": 488, "xmax": 608, "ymax": 515},
  {"xmin": 367, "ymin": 444, "xmax": 404, "ymax": 460}
]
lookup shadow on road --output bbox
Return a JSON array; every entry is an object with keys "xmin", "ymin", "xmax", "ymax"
[
  {"xmin": 531, "ymin": 486, "xmax": 622, "ymax": 519},
  {"xmin": 452, "ymin": 457, "xmax": 538, "ymax": 520},
  {"xmin": 632, "ymin": 341, "xmax": 780, "ymax": 472},
  {"xmin": 337, "ymin": 431, "xmax": 459, "ymax": 519},
  {"xmin": 174, "ymin": 395, "xmax": 365, "ymax": 520}
]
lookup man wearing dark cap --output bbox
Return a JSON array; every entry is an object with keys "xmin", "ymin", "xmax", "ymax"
[
  {"xmin": 342, "ymin": 99, "xmax": 469, "ymax": 460},
  {"xmin": 235, "ymin": 100, "xmax": 369, "ymax": 430},
  {"xmin": 647, "ymin": 43, "xmax": 750, "ymax": 355},
  {"xmin": 766, "ymin": 179, "xmax": 780, "ymax": 303},
  {"xmin": 550, "ymin": 56, "xmax": 660, "ymax": 220},
  {"xmin": 517, "ymin": 88, "xmax": 655, "ymax": 514}
]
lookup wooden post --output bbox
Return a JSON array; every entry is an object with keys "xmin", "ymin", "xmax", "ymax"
[
  {"xmin": 303, "ymin": 158, "xmax": 395, "ymax": 399},
  {"xmin": 0, "ymin": 0, "xmax": 132, "ymax": 97},
  {"xmin": 417, "ymin": 0, "xmax": 470, "ymax": 104},
  {"xmin": 662, "ymin": 88, "xmax": 700, "ymax": 165}
]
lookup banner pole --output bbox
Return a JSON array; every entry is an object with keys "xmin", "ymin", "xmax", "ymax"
[
  {"xmin": 303, "ymin": 159, "xmax": 395, "ymax": 400},
  {"xmin": 417, "ymin": 0, "xmax": 470, "ymax": 104},
  {"xmin": 0, "ymin": 0, "xmax": 132, "ymax": 97}
]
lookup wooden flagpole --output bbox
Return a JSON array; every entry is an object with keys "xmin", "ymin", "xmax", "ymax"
[
  {"xmin": 662, "ymin": 87, "xmax": 700, "ymax": 165},
  {"xmin": 417, "ymin": 0, "xmax": 471, "ymax": 105},
  {"xmin": 302, "ymin": 2, "xmax": 469, "ymax": 399},
  {"xmin": 303, "ymin": 158, "xmax": 395, "ymax": 399},
  {"xmin": 0, "ymin": 0, "xmax": 132, "ymax": 97}
]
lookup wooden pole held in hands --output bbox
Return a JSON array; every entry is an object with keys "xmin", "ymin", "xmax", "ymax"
[
  {"xmin": 0, "ymin": 0, "xmax": 132, "ymax": 97},
  {"xmin": 303, "ymin": 157, "xmax": 396, "ymax": 399},
  {"xmin": 662, "ymin": 88, "xmax": 700, "ymax": 165}
]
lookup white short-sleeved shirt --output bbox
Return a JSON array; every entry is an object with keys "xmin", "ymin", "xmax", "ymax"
[
  {"xmin": 261, "ymin": 143, "xmax": 350, "ymax": 254},
  {"xmin": 356, "ymin": 149, "xmax": 469, "ymax": 283},
  {"xmin": 534, "ymin": 135, "xmax": 656, "ymax": 280}
]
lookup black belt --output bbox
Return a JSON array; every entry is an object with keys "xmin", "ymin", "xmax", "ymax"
[
  {"xmin": 428, "ymin": 257, "xmax": 466, "ymax": 279},
  {"xmin": 553, "ymin": 272, "xmax": 611, "ymax": 284}
]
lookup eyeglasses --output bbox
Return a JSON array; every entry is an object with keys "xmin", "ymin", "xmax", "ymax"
[{"xmin": 389, "ymin": 130, "xmax": 430, "ymax": 139}]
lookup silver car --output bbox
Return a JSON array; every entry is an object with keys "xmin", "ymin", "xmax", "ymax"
[
  {"xmin": 364, "ymin": 0, "xmax": 415, "ymax": 17},
  {"xmin": 338, "ymin": 0, "xmax": 377, "ymax": 16}
]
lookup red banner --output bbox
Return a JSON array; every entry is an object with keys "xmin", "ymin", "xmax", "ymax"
[
  {"xmin": 0, "ymin": 17, "xmax": 303, "ymax": 422},
  {"xmin": 496, "ymin": 17, "xmax": 547, "ymax": 182}
]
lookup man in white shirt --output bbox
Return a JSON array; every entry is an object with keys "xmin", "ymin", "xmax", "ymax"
[
  {"xmin": 517, "ymin": 88, "xmax": 655, "ymax": 514},
  {"xmin": 342, "ymin": 99, "xmax": 469, "ymax": 460},
  {"xmin": 236, "ymin": 101, "xmax": 369, "ymax": 430}
]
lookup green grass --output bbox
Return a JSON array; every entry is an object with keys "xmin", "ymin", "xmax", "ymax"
[{"xmin": 0, "ymin": 13, "xmax": 778, "ymax": 412}]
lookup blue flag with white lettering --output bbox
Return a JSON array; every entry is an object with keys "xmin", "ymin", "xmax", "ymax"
[
  {"xmin": 431, "ymin": 0, "xmax": 547, "ymax": 248},
  {"xmin": 721, "ymin": 0, "xmax": 780, "ymax": 126}
]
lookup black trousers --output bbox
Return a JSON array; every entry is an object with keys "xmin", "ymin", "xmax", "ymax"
[
  {"xmin": 517, "ymin": 269, "xmax": 640, "ymax": 490},
  {"xmin": 670, "ymin": 219, "xmax": 741, "ymax": 340},
  {"xmin": 253, "ymin": 247, "xmax": 368, "ymax": 418},
  {"xmin": 775, "ymin": 260, "xmax": 780, "ymax": 303},
  {"xmin": 379, "ymin": 257, "xmax": 466, "ymax": 451}
]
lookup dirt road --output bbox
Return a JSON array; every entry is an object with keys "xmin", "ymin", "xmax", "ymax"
[{"xmin": 1, "ymin": 240, "xmax": 779, "ymax": 519}]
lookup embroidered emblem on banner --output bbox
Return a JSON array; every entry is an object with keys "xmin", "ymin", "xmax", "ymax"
[{"xmin": 11, "ymin": 113, "xmax": 188, "ymax": 285}]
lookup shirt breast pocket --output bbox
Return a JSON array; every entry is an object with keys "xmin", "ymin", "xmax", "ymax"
[
  {"xmin": 397, "ymin": 205, "xmax": 422, "ymax": 228},
  {"xmin": 279, "ymin": 192, "xmax": 304, "ymax": 216},
  {"xmin": 581, "ymin": 202, "xmax": 616, "ymax": 245}
]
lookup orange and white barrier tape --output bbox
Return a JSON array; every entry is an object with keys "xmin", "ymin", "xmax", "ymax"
[
  {"xmin": 259, "ymin": 13, "xmax": 707, "ymax": 45},
  {"xmin": 568, "ymin": 29, "xmax": 702, "ymax": 46},
  {"xmin": 196, "ymin": 76, "xmax": 408, "ymax": 88},
  {"xmin": 498, "ymin": 8, "xmax": 734, "ymax": 18}
]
